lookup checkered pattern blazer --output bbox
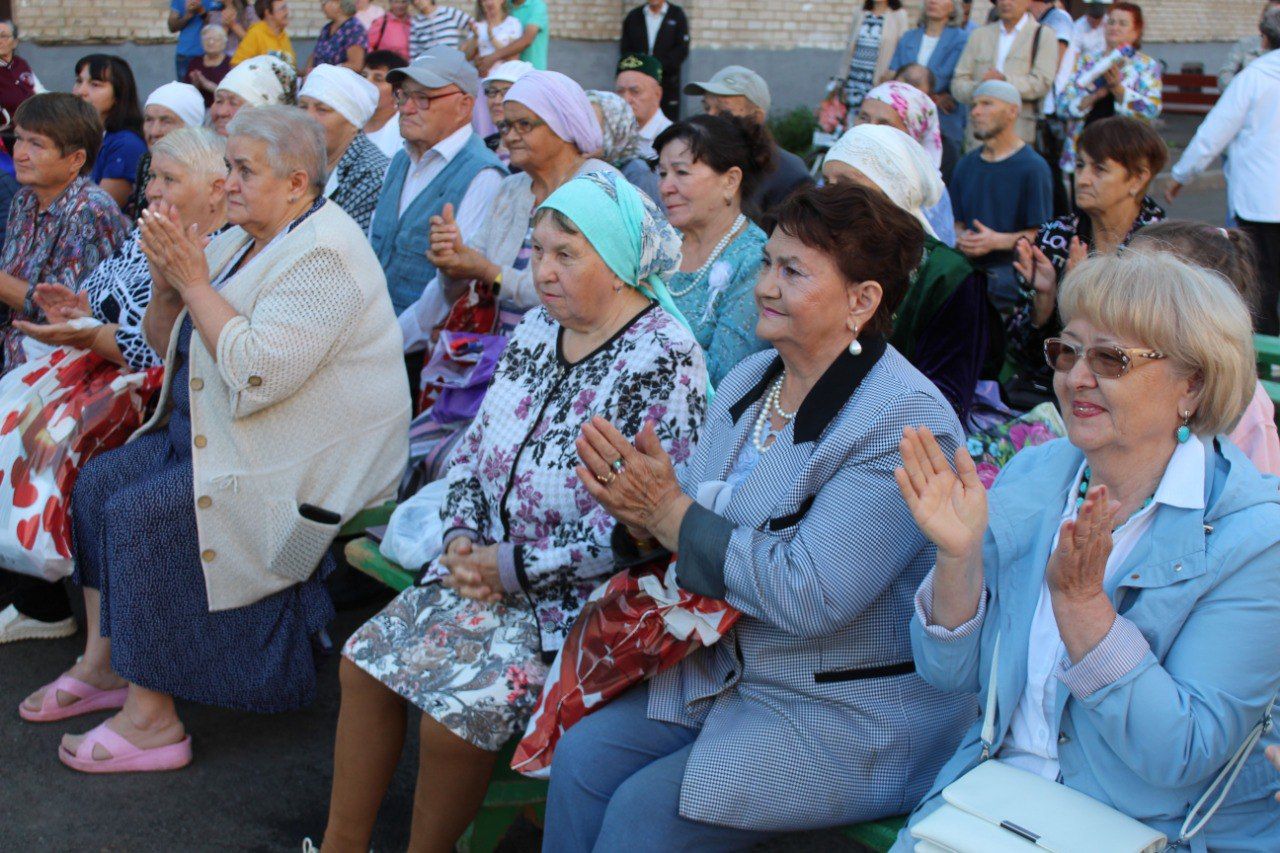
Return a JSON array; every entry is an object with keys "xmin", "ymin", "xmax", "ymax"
[{"xmin": 646, "ymin": 338, "xmax": 979, "ymax": 831}]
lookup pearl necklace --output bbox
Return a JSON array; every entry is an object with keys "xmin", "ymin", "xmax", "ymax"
[
  {"xmin": 752, "ymin": 373, "xmax": 797, "ymax": 452},
  {"xmin": 668, "ymin": 214, "xmax": 747, "ymax": 298}
]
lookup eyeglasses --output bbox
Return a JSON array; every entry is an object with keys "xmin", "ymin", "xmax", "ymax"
[
  {"xmin": 483, "ymin": 84, "xmax": 511, "ymax": 98},
  {"xmin": 1043, "ymin": 338, "xmax": 1167, "ymax": 379},
  {"xmin": 496, "ymin": 118, "xmax": 546, "ymax": 137},
  {"xmin": 393, "ymin": 88, "xmax": 463, "ymax": 110}
]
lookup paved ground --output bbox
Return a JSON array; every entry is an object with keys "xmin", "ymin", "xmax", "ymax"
[{"xmin": 0, "ymin": 144, "xmax": 1230, "ymax": 851}]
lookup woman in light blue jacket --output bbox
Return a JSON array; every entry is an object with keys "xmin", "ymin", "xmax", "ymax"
[
  {"xmin": 888, "ymin": 0, "xmax": 969, "ymax": 145},
  {"xmin": 893, "ymin": 250, "xmax": 1280, "ymax": 851}
]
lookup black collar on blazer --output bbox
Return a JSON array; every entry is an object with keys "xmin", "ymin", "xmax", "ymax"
[{"xmin": 728, "ymin": 335, "xmax": 887, "ymax": 444}]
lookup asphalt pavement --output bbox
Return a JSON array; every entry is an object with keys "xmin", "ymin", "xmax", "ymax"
[{"xmin": 0, "ymin": 173, "xmax": 1230, "ymax": 852}]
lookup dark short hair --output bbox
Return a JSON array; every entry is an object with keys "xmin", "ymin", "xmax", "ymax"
[
  {"xmin": 764, "ymin": 183, "xmax": 925, "ymax": 338},
  {"xmin": 254, "ymin": 0, "xmax": 284, "ymax": 17},
  {"xmin": 864, "ymin": 0, "xmax": 903, "ymax": 8},
  {"xmin": 1077, "ymin": 116, "xmax": 1168, "ymax": 192},
  {"xmin": 74, "ymin": 54, "xmax": 143, "ymax": 136},
  {"xmin": 1130, "ymin": 219, "xmax": 1261, "ymax": 319},
  {"xmin": 654, "ymin": 113, "xmax": 775, "ymax": 214},
  {"xmin": 13, "ymin": 93, "xmax": 104, "ymax": 175},
  {"xmin": 364, "ymin": 49, "xmax": 408, "ymax": 71}
]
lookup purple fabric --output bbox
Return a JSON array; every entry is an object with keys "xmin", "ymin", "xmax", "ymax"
[
  {"xmin": 421, "ymin": 331, "xmax": 509, "ymax": 423},
  {"xmin": 504, "ymin": 70, "xmax": 603, "ymax": 155}
]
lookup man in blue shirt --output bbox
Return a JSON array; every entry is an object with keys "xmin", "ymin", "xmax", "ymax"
[
  {"xmin": 951, "ymin": 79, "xmax": 1053, "ymax": 313},
  {"xmin": 168, "ymin": 0, "xmax": 214, "ymax": 81}
]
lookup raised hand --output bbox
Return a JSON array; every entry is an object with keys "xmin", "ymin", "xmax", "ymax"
[
  {"xmin": 1065, "ymin": 236, "xmax": 1089, "ymax": 275},
  {"xmin": 1046, "ymin": 485, "xmax": 1116, "ymax": 603},
  {"xmin": 894, "ymin": 425, "xmax": 988, "ymax": 562},
  {"xmin": 1015, "ymin": 238, "xmax": 1059, "ymax": 328},
  {"xmin": 33, "ymin": 283, "xmax": 90, "ymax": 323},
  {"xmin": 138, "ymin": 200, "xmax": 211, "ymax": 298},
  {"xmin": 576, "ymin": 418, "xmax": 687, "ymax": 549}
]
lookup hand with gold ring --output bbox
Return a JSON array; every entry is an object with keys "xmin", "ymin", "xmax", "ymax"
[{"xmin": 575, "ymin": 416, "xmax": 691, "ymax": 551}]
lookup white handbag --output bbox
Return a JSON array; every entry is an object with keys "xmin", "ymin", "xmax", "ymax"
[{"xmin": 912, "ymin": 635, "xmax": 1275, "ymax": 852}]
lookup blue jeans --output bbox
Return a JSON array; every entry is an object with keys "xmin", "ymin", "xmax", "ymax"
[{"xmin": 542, "ymin": 683, "xmax": 775, "ymax": 852}]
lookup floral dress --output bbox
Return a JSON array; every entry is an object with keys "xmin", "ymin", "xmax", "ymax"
[
  {"xmin": 344, "ymin": 304, "xmax": 707, "ymax": 750},
  {"xmin": 312, "ymin": 16, "xmax": 368, "ymax": 67},
  {"xmin": 842, "ymin": 13, "xmax": 884, "ymax": 113},
  {"xmin": 668, "ymin": 223, "xmax": 768, "ymax": 387},
  {"xmin": 1056, "ymin": 48, "xmax": 1162, "ymax": 174}
]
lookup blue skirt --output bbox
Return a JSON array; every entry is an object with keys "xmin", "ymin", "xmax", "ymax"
[{"xmin": 70, "ymin": 318, "xmax": 334, "ymax": 713}]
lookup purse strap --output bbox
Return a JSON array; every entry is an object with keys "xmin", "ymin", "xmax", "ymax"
[
  {"xmin": 979, "ymin": 631, "xmax": 1277, "ymax": 843},
  {"xmin": 1174, "ymin": 693, "xmax": 1277, "ymax": 845}
]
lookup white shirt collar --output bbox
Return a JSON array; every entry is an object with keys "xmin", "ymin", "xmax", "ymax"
[
  {"xmin": 1065, "ymin": 436, "xmax": 1207, "ymax": 522},
  {"xmin": 404, "ymin": 123, "xmax": 473, "ymax": 168},
  {"xmin": 1001, "ymin": 13, "xmax": 1032, "ymax": 36},
  {"xmin": 644, "ymin": 3, "xmax": 668, "ymax": 19}
]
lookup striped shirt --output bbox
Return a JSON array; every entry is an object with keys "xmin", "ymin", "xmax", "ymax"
[{"xmin": 409, "ymin": 6, "xmax": 475, "ymax": 60}]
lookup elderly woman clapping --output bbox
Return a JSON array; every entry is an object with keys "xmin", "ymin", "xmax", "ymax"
[
  {"xmin": 324, "ymin": 171, "xmax": 707, "ymax": 851},
  {"xmin": 27, "ymin": 106, "xmax": 409, "ymax": 774},
  {"xmin": 298, "ymin": 64, "xmax": 388, "ymax": 231},
  {"xmin": 544, "ymin": 183, "xmax": 976, "ymax": 850},
  {"xmin": 823, "ymin": 124, "xmax": 986, "ymax": 421},
  {"xmin": 893, "ymin": 252, "xmax": 1280, "ymax": 849}
]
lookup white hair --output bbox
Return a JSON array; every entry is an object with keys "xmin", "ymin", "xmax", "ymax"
[
  {"xmin": 150, "ymin": 127, "xmax": 229, "ymax": 182},
  {"xmin": 226, "ymin": 105, "xmax": 327, "ymax": 194}
]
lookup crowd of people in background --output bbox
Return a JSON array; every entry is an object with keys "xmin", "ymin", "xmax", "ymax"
[{"xmin": 1, "ymin": 0, "xmax": 1280, "ymax": 851}]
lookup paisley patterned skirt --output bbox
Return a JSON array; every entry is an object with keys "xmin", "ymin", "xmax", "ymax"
[{"xmin": 342, "ymin": 583, "xmax": 549, "ymax": 751}]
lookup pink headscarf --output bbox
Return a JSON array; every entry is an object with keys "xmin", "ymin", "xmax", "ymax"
[
  {"xmin": 865, "ymin": 81, "xmax": 943, "ymax": 170},
  {"xmin": 504, "ymin": 70, "xmax": 604, "ymax": 156}
]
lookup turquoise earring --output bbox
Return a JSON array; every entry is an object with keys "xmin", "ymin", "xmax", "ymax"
[{"xmin": 1177, "ymin": 410, "xmax": 1192, "ymax": 444}]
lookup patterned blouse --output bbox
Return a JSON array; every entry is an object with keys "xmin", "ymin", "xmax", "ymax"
[
  {"xmin": 1003, "ymin": 196, "xmax": 1165, "ymax": 399},
  {"xmin": 842, "ymin": 12, "xmax": 885, "ymax": 113},
  {"xmin": 668, "ymin": 223, "xmax": 769, "ymax": 387},
  {"xmin": 327, "ymin": 132, "xmax": 390, "ymax": 234},
  {"xmin": 0, "ymin": 177, "xmax": 131, "ymax": 373},
  {"xmin": 1056, "ymin": 48, "xmax": 1162, "ymax": 174},
  {"xmin": 80, "ymin": 229, "xmax": 164, "ymax": 372},
  {"xmin": 312, "ymin": 16, "xmax": 368, "ymax": 67},
  {"xmin": 438, "ymin": 304, "xmax": 707, "ymax": 654}
]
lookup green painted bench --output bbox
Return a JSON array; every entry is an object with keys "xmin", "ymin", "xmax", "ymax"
[{"xmin": 344, "ymin": 535, "xmax": 907, "ymax": 852}]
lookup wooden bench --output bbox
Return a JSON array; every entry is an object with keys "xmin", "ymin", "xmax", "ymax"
[
  {"xmin": 1254, "ymin": 335, "xmax": 1280, "ymax": 414},
  {"xmin": 1163, "ymin": 72, "xmax": 1220, "ymax": 115},
  {"xmin": 344, "ymin": 534, "xmax": 908, "ymax": 851}
]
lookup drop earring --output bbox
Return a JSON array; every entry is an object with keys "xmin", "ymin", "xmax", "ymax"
[
  {"xmin": 1176, "ymin": 410, "xmax": 1192, "ymax": 443},
  {"xmin": 848, "ymin": 324, "xmax": 862, "ymax": 357}
]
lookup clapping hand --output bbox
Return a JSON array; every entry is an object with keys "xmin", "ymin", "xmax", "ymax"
[
  {"xmin": 440, "ymin": 538, "xmax": 504, "ymax": 603},
  {"xmin": 1065, "ymin": 236, "xmax": 1089, "ymax": 275},
  {"xmin": 576, "ymin": 418, "xmax": 687, "ymax": 547},
  {"xmin": 1014, "ymin": 237, "xmax": 1058, "ymax": 327},
  {"xmin": 894, "ymin": 425, "xmax": 988, "ymax": 562},
  {"xmin": 138, "ymin": 200, "xmax": 211, "ymax": 299},
  {"xmin": 1046, "ymin": 485, "xmax": 1117, "ymax": 604},
  {"xmin": 1267, "ymin": 745, "xmax": 1280, "ymax": 802},
  {"xmin": 10, "ymin": 318, "xmax": 99, "ymax": 350},
  {"xmin": 1103, "ymin": 64, "xmax": 1123, "ymax": 97},
  {"xmin": 956, "ymin": 220, "xmax": 1002, "ymax": 259},
  {"xmin": 32, "ymin": 283, "xmax": 90, "ymax": 324}
]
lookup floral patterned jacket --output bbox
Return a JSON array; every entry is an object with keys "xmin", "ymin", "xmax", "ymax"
[
  {"xmin": 437, "ymin": 303, "xmax": 708, "ymax": 654},
  {"xmin": 1057, "ymin": 48, "xmax": 1162, "ymax": 174}
]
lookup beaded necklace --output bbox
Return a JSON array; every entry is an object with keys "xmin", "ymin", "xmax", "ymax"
[
  {"xmin": 752, "ymin": 372, "xmax": 797, "ymax": 452},
  {"xmin": 1076, "ymin": 466, "xmax": 1154, "ymax": 518},
  {"xmin": 668, "ymin": 214, "xmax": 747, "ymax": 298}
]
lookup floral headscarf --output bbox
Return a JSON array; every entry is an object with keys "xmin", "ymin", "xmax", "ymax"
[
  {"xmin": 585, "ymin": 90, "xmax": 655, "ymax": 168},
  {"xmin": 865, "ymin": 81, "xmax": 943, "ymax": 169}
]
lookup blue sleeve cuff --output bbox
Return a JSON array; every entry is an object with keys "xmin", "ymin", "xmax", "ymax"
[
  {"xmin": 675, "ymin": 501, "xmax": 732, "ymax": 599},
  {"xmin": 1057, "ymin": 614, "xmax": 1150, "ymax": 699},
  {"xmin": 914, "ymin": 567, "xmax": 988, "ymax": 641}
]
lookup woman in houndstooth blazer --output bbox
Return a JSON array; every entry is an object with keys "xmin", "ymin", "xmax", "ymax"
[{"xmin": 543, "ymin": 183, "xmax": 977, "ymax": 850}]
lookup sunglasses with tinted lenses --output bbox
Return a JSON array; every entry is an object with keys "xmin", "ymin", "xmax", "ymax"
[{"xmin": 1044, "ymin": 337, "xmax": 1167, "ymax": 379}]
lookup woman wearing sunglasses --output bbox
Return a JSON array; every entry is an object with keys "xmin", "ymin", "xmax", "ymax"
[{"xmin": 890, "ymin": 250, "xmax": 1280, "ymax": 850}]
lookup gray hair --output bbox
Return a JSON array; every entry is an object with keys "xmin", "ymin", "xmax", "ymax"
[
  {"xmin": 201, "ymin": 23, "xmax": 229, "ymax": 49},
  {"xmin": 226, "ymin": 105, "xmax": 327, "ymax": 194},
  {"xmin": 0, "ymin": 19, "xmax": 18, "ymax": 39},
  {"xmin": 1058, "ymin": 252, "xmax": 1256, "ymax": 436},
  {"xmin": 336, "ymin": 0, "xmax": 359, "ymax": 15},
  {"xmin": 150, "ymin": 127, "xmax": 229, "ymax": 182},
  {"xmin": 1262, "ymin": 7, "xmax": 1280, "ymax": 49}
]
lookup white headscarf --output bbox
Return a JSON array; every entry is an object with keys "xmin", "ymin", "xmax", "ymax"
[
  {"xmin": 825, "ymin": 124, "xmax": 943, "ymax": 238},
  {"xmin": 299, "ymin": 64, "xmax": 381, "ymax": 129},
  {"xmin": 145, "ymin": 82, "xmax": 206, "ymax": 128},
  {"xmin": 216, "ymin": 54, "xmax": 299, "ymax": 107}
]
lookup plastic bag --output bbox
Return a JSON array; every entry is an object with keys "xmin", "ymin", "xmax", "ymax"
[
  {"xmin": 0, "ymin": 347, "xmax": 164, "ymax": 580},
  {"xmin": 420, "ymin": 331, "xmax": 508, "ymax": 424},
  {"xmin": 511, "ymin": 558, "xmax": 741, "ymax": 778},
  {"xmin": 379, "ymin": 479, "xmax": 450, "ymax": 570}
]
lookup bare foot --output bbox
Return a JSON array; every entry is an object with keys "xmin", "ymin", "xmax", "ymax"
[
  {"xmin": 22, "ymin": 660, "xmax": 127, "ymax": 714},
  {"xmin": 61, "ymin": 708, "xmax": 186, "ymax": 761}
]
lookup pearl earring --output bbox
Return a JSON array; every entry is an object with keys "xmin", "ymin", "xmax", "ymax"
[
  {"xmin": 1176, "ymin": 410, "xmax": 1192, "ymax": 443},
  {"xmin": 848, "ymin": 324, "xmax": 862, "ymax": 357}
]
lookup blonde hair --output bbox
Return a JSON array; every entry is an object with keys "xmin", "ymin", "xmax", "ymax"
[{"xmin": 1058, "ymin": 252, "xmax": 1256, "ymax": 436}]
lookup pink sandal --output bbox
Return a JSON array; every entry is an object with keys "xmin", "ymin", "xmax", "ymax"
[
  {"xmin": 18, "ymin": 674, "xmax": 128, "ymax": 723},
  {"xmin": 58, "ymin": 721, "xmax": 193, "ymax": 774}
]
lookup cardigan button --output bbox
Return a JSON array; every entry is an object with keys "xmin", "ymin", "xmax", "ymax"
[
  {"xmin": 190, "ymin": 377, "xmax": 204, "ymax": 391},
  {"xmin": 194, "ymin": 435, "xmax": 208, "ymax": 448},
  {"xmin": 248, "ymin": 375, "xmax": 263, "ymax": 387},
  {"xmin": 1130, "ymin": 573, "xmax": 1140, "ymax": 580},
  {"xmin": 201, "ymin": 549, "xmax": 216, "ymax": 562},
  {"xmin": 197, "ymin": 495, "xmax": 212, "ymax": 509}
]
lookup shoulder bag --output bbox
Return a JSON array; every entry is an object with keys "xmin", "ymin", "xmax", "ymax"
[{"xmin": 911, "ymin": 634, "xmax": 1276, "ymax": 852}]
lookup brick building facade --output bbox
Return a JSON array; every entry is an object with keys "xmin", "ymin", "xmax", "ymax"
[{"xmin": 10, "ymin": 0, "xmax": 1268, "ymax": 47}]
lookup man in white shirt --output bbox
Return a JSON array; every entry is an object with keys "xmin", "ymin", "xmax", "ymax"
[
  {"xmin": 367, "ymin": 47, "xmax": 505, "ymax": 382},
  {"xmin": 1168, "ymin": 8, "xmax": 1280, "ymax": 334},
  {"xmin": 616, "ymin": 52, "xmax": 672, "ymax": 142},
  {"xmin": 1056, "ymin": 1, "xmax": 1110, "ymax": 95}
]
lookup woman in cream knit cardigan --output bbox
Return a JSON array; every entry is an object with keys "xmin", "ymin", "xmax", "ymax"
[{"xmin": 23, "ymin": 106, "xmax": 410, "ymax": 775}]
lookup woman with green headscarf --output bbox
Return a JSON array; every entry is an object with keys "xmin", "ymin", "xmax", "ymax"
[{"xmin": 321, "ymin": 171, "xmax": 707, "ymax": 851}]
